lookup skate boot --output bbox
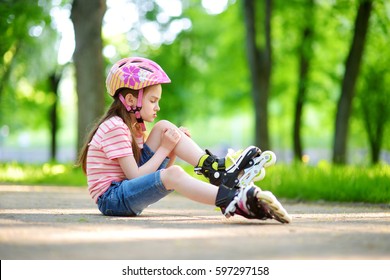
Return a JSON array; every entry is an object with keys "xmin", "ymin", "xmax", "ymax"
[
  {"xmin": 216, "ymin": 183, "xmax": 292, "ymax": 224},
  {"xmin": 194, "ymin": 148, "xmax": 228, "ymax": 186},
  {"xmin": 195, "ymin": 146, "xmax": 276, "ymax": 188}
]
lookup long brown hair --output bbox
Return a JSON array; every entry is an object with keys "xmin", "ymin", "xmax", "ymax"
[{"xmin": 77, "ymin": 88, "xmax": 143, "ymax": 173}]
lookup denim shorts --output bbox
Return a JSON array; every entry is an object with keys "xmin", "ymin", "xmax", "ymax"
[{"xmin": 97, "ymin": 144, "xmax": 172, "ymax": 216}]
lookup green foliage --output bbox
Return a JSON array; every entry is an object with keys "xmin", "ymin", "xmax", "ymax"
[
  {"xmin": 0, "ymin": 0, "xmax": 389, "ymax": 164},
  {"xmin": 0, "ymin": 0, "xmax": 60, "ymax": 131},
  {"xmin": 150, "ymin": 2, "xmax": 250, "ymax": 124},
  {"xmin": 271, "ymin": 0, "xmax": 360, "ymax": 149}
]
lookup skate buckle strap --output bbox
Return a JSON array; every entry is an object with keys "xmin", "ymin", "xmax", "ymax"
[
  {"xmin": 195, "ymin": 150, "xmax": 226, "ymax": 178},
  {"xmin": 194, "ymin": 154, "xmax": 214, "ymax": 175},
  {"xmin": 216, "ymin": 158, "xmax": 225, "ymax": 170},
  {"xmin": 205, "ymin": 149, "xmax": 225, "ymax": 170}
]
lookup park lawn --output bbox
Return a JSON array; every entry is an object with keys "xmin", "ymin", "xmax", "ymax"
[
  {"xmin": 0, "ymin": 161, "xmax": 389, "ymax": 204},
  {"xmin": 0, "ymin": 162, "xmax": 87, "ymax": 187},
  {"xmin": 257, "ymin": 162, "xmax": 390, "ymax": 204}
]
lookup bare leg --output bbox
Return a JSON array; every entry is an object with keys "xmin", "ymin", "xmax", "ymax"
[
  {"xmin": 146, "ymin": 120, "xmax": 205, "ymax": 166},
  {"xmin": 161, "ymin": 166, "xmax": 218, "ymax": 205}
]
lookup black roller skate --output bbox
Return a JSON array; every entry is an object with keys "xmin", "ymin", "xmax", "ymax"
[
  {"xmin": 201, "ymin": 146, "xmax": 292, "ymax": 223},
  {"xmin": 216, "ymin": 183, "xmax": 292, "ymax": 224},
  {"xmin": 195, "ymin": 146, "xmax": 276, "ymax": 188}
]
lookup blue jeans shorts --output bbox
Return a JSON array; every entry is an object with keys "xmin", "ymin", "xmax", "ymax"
[{"xmin": 97, "ymin": 144, "xmax": 172, "ymax": 216}]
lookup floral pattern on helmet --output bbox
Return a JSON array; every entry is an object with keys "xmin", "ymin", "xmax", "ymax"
[
  {"xmin": 121, "ymin": 66, "xmax": 140, "ymax": 87},
  {"xmin": 106, "ymin": 57, "xmax": 171, "ymax": 96}
]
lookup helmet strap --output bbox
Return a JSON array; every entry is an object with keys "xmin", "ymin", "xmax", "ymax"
[
  {"xmin": 136, "ymin": 88, "xmax": 143, "ymax": 108},
  {"xmin": 118, "ymin": 89, "xmax": 146, "ymax": 131},
  {"xmin": 135, "ymin": 111, "xmax": 146, "ymax": 131},
  {"xmin": 134, "ymin": 88, "xmax": 146, "ymax": 131},
  {"xmin": 119, "ymin": 94, "xmax": 131, "ymax": 111}
]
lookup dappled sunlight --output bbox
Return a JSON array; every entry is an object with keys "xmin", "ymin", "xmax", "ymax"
[
  {"xmin": 0, "ymin": 163, "xmax": 67, "ymax": 181},
  {"xmin": 0, "ymin": 163, "xmax": 86, "ymax": 186},
  {"xmin": 42, "ymin": 163, "xmax": 66, "ymax": 175}
]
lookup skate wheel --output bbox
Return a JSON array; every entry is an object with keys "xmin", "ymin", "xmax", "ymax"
[
  {"xmin": 262, "ymin": 151, "xmax": 276, "ymax": 167},
  {"xmin": 258, "ymin": 191, "xmax": 292, "ymax": 224},
  {"xmin": 253, "ymin": 168, "xmax": 266, "ymax": 181}
]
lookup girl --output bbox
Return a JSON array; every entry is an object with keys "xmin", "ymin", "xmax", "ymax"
[{"xmin": 78, "ymin": 57, "xmax": 291, "ymax": 223}]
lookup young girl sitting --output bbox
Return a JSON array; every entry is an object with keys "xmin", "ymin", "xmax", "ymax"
[{"xmin": 77, "ymin": 57, "xmax": 291, "ymax": 223}]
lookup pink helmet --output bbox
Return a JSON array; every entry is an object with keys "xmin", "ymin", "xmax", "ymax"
[
  {"xmin": 106, "ymin": 57, "xmax": 171, "ymax": 96},
  {"xmin": 106, "ymin": 57, "xmax": 171, "ymax": 131}
]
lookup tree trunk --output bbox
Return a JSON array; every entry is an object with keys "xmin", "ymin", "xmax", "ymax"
[
  {"xmin": 49, "ymin": 72, "xmax": 62, "ymax": 161},
  {"xmin": 243, "ymin": 0, "xmax": 272, "ymax": 150},
  {"xmin": 293, "ymin": 0, "xmax": 314, "ymax": 162},
  {"xmin": 71, "ymin": 0, "xmax": 106, "ymax": 155},
  {"xmin": 361, "ymin": 88, "xmax": 388, "ymax": 165},
  {"xmin": 332, "ymin": 0, "xmax": 372, "ymax": 164}
]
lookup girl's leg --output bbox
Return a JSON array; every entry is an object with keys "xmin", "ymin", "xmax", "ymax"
[
  {"xmin": 161, "ymin": 165, "xmax": 218, "ymax": 205},
  {"xmin": 159, "ymin": 154, "xmax": 293, "ymax": 223},
  {"xmin": 146, "ymin": 120, "xmax": 204, "ymax": 166}
]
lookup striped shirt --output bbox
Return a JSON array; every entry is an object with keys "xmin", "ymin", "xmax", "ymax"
[{"xmin": 86, "ymin": 116, "xmax": 144, "ymax": 202}]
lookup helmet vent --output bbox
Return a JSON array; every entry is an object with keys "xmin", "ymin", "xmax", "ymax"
[
  {"xmin": 139, "ymin": 66, "xmax": 153, "ymax": 73},
  {"xmin": 118, "ymin": 62, "xmax": 126, "ymax": 68}
]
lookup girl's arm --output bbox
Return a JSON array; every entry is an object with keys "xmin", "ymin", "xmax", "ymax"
[
  {"xmin": 118, "ymin": 128, "xmax": 180, "ymax": 179},
  {"xmin": 165, "ymin": 127, "xmax": 190, "ymax": 167},
  {"xmin": 118, "ymin": 147, "xmax": 170, "ymax": 179}
]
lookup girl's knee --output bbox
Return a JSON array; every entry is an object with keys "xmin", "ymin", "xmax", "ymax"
[
  {"xmin": 154, "ymin": 120, "xmax": 176, "ymax": 131},
  {"xmin": 161, "ymin": 165, "xmax": 187, "ymax": 189}
]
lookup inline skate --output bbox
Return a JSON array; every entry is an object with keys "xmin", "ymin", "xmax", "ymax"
[{"xmin": 197, "ymin": 146, "xmax": 292, "ymax": 223}]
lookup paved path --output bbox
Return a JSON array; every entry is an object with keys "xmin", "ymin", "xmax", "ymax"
[{"xmin": 0, "ymin": 185, "xmax": 389, "ymax": 260}]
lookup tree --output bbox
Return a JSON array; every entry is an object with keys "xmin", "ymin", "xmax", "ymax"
[
  {"xmin": 333, "ymin": 0, "xmax": 372, "ymax": 164},
  {"xmin": 293, "ymin": 0, "xmax": 315, "ymax": 161},
  {"xmin": 242, "ymin": 0, "xmax": 272, "ymax": 150},
  {"xmin": 356, "ymin": 0, "xmax": 390, "ymax": 165},
  {"xmin": 359, "ymin": 65, "xmax": 390, "ymax": 164},
  {"xmin": 48, "ymin": 69, "xmax": 63, "ymax": 161},
  {"xmin": 71, "ymin": 0, "xmax": 106, "ymax": 153}
]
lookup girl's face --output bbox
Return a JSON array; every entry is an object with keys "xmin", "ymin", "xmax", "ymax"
[{"xmin": 139, "ymin": 84, "xmax": 162, "ymax": 123}]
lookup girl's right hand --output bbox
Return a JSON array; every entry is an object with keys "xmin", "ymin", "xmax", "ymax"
[{"xmin": 161, "ymin": 128, "xmax": 181, "ymax": 153}]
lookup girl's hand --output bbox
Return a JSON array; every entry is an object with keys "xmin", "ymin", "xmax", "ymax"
[
  {"xmin": 179, "ymin": 126, "xmax": 191, "ymax": 138},
  {"xmin": 161, "ymin": 128, "xmax": 181, "ymax": 153}
]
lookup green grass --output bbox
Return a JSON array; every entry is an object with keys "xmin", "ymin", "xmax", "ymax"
[
  {"xmin": 0, "ymin": 162, "xmax": 87, "ymax": 186},
  {"xmin": 257, "ymin": 161, "xmax": 390, "ymax": 204},
  {"xmin": 0, "ymin": 161, "xmax": 389, "ymax": 204}
]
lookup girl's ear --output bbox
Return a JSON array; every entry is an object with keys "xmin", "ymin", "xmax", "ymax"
[{"xmin": 125, "ymin": 94, "xmax": 136, "ymax": 107}]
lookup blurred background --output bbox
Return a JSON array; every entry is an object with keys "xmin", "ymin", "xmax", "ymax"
[{"xmin": 0, "ymin": 0, "xmax": 389, "ymax": 166}]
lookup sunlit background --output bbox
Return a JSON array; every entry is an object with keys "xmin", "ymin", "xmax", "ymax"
[{"xmin": 0, "ymin": 0, "xmax": 389, "ymax": 165}]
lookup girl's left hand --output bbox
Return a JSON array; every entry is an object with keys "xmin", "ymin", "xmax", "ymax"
[{"xmin": 179, "ymin": 126, "xmax": 191, "ymax": 138}]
